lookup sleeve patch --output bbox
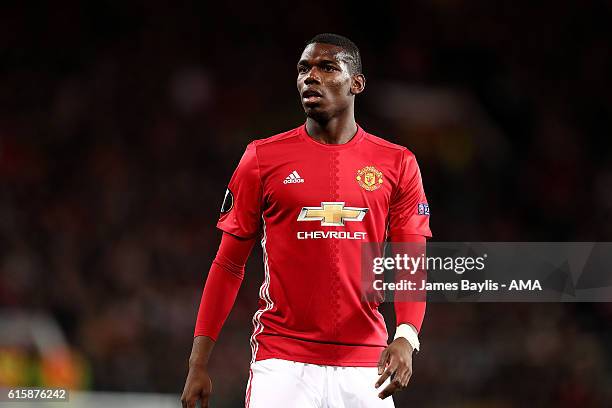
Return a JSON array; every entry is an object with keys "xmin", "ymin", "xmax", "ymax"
[
  {"xmin": 220, "ymin": 188, "xmax": 234, "ymax": 213},
  {"xmin": 417, "ymin": 203, "xmax": 430, "ymax": 216}
]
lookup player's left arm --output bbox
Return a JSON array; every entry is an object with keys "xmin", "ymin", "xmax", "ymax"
[
  {"xmin": 376, "ymin": 149, "xmax": 431, "ymax": 399},
  {"xmin": 375, "ymin": 234, "xmax": 426, "ymax": 399}
]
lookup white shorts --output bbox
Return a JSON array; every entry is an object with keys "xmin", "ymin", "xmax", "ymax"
[{"xmin": 245, "ymin": 358, "xmax": 395, "ymax": 408}]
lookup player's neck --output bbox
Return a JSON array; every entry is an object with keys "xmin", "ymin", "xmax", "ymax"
[{"xmin": 305, "ymin": 115, "xmax": 358, "ymax": 145}]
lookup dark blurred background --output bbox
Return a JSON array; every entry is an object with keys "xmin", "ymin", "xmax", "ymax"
[{"xmin": 1, "ymin": 1, "xmax": 611, "ymax": 407}]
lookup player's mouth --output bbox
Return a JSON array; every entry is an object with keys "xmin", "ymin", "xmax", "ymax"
[{"xmin": 302, "ymin": 89, "xmax": 323, "ymax": 103}]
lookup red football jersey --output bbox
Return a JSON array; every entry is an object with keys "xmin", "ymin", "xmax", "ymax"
[{"xmin": 217, "ymin": 124, "xmax": 431, "ymax": 366}]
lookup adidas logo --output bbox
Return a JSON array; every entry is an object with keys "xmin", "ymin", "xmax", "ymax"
[{"xmin": 283, "ymin": 170, "xmax": 304, "ymax": 184}]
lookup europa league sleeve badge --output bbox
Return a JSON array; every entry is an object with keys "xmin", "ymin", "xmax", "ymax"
[{"xmin": 220, "ymin": 188, "xmax": 234, "ymax": 213}]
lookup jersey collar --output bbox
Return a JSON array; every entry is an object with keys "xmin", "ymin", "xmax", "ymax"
[{"xmin": 299, "ymin": 123, "xmax": 366, "ymax": 150}]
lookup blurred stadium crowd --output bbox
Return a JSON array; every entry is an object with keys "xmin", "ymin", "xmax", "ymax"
[{"xmin": 1, "ymin": 1, "xmax": 611, "ymax": 407}]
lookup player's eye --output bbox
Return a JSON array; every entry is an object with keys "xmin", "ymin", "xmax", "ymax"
[
  {"xmin": 322, "ymin": 65, "xmax": 335, "ymax": 72},
  {"xmin": 297, "ymin": 65, "xmax": 309, "ymax": 74}
]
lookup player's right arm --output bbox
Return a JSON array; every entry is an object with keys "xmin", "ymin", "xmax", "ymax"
[
  {"xmin": 181, "ymin": 232, "xmax": 256, "ymax": 408},
  {"xmin": 182, "ymin": 142, "xmax": 263, "ymax": 408},
  {"xmin": 182, "ymin": 336, "xmax": 214, "ymax": 408}
]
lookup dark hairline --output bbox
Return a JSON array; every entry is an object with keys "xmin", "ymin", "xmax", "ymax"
[{"xmin": 301, "ymin": 42, "xmax": 362, "ymax": 75}]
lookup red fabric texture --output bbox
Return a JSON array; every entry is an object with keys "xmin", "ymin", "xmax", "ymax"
[
  {"xmin": 200, "ymin": 124, "xmax": 431, "ymax": 365},
  {"xmin": 390, "ymin": 234, "xmax": 427, "ymax": 333},
  {"xmin": 193, "ymin": 232, "xmax": 256, "ymax": 340}
]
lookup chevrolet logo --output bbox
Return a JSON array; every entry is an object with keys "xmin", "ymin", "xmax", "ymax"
[{"xmin": 297, "ymin": 202, "xmax": 368, "ymax": 226}]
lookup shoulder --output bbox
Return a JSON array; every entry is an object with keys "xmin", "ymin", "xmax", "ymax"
[
  {"xmin": 249, "ymin": 126, "xmax": 302, "ymax": 150},
  {"xmin": 237, "ymin": 127, "xmax": 301, "ymax": 161},
  {"xmin": 362, "ymin": 129, "xmax": 416, "ymax": 159}
]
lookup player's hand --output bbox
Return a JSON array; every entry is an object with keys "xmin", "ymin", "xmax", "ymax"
[
  {"xmin": 375, "ymin": 337, "xmax": 414, "ymax": 399},
  {"xmin": 181, "ymin": 364, "xmax": 212, "ymax": 408}
]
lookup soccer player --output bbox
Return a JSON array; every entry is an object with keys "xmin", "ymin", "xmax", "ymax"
[{"xmin": 181, "ymin": 33, "xmax": 431, "ymax": 408}]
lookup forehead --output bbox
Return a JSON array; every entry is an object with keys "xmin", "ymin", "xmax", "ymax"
[{"xmin": 299, "ymin": 43, "xmax": 348, "ymax": 65}]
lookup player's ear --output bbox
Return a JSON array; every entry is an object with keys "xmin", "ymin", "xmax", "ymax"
[{"xmin": 351, "ymin": 74, "xmax": 365, "ymax": 95}]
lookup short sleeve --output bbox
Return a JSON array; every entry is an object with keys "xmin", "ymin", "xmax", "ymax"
[
  {"xmin": 388, "ymin": 150, "xmax": 432, "ymax": 239},
  {"xmin": 217, "ymin": 142, "xmax": 263, "ymax": 238}
]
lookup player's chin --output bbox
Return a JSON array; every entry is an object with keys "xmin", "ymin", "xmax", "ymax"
[{"xmin": 303, "ymin": 103, "xmax": 329, "ymax": 120}]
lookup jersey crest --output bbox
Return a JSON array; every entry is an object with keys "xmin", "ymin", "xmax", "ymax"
[{"xmin": 356, "ymin": 166, "xmax": 383, "ymax": 191}]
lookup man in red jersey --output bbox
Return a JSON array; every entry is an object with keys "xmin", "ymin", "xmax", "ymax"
[{"xmin": 181, "ymin": 33, "xmax": 431, "ymax": 408}]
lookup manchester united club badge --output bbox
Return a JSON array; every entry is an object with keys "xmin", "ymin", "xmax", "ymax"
[{"xmin": 356, "ymin": 166, "xmax": 383, "ymax": 191}]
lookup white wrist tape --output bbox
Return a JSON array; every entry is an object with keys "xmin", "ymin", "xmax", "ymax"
[{"xmin": 393, "ymin": 324, "xmax": 420, "ymax": 351}]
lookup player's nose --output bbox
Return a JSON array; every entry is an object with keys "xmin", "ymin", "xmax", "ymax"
[{"xmin": 304, "ymin": 69, "xmax": 321, "ymax": 84}]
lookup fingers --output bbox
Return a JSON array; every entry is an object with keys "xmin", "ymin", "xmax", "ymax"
[
  {"xmin": 181, "ymin": 389, "xmax": 205, "ymax": 408},
  {"xmin": 180, "ymin": 391, "xmax": 187, "ymax": 408},
  {"xmin": 375, "ymin": 357, "xmax": 398, "ymax": 388},
  {"xmin": 200, "ymin": 391, "xmax": 210, "ymax": 408},
  {"xmin": 375, "ymin": 350, "xmax": 413, "ymax": 399},
  {"xmin": 378, "ymin": 377, "xmax": 402, "ymax": 400},
  {"xmin": 180, "ymin": 395, "xmax": 194, "ymax": 408},
  {"xmin": 181, "ymin": 391, "xmax": 210, "ymax": 408},
  {"xmin": 181, "ymin": 397, "xmax": 200, "ymax": 408},
  {"xmin": 180, "ymin": 394, "xmax": 196, "ymax": 408},
  {"xmin": 404, "ymin": 365, "xmax": 413, "ymax": 387},
  {"xmin": 377, "ymin": 349, "xmax": 389, "ymax": 375},
  {"xmin": 181, "ymin": 371, "xmax": 212, "ymax": 408},
  {"xmin": 394, "ymin": 364, "xmax": 412, "ymax": 388}
]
